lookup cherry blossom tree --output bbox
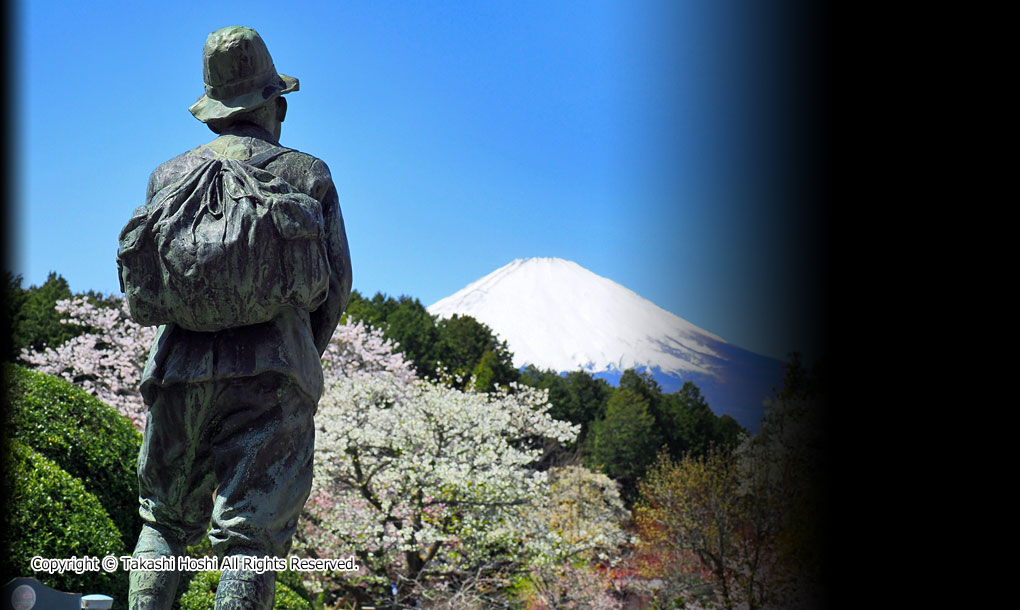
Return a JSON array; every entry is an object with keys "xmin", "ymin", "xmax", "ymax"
[
  {"xmin": 19, "ymin": 298, "xmax": 626, "ymax": 607},
  {"xmin": 20, "ymin": 295, "xmax": 155, "ymax": 430},
  {"xmin": 297, "ymin": 320, "xmax": 579, "ymax": 607},
  {"xmin": 320, "ymin": 318, "xmax": 417, "ymax": 383},
  {"xmin": 520, "ymin": 465, "xmax": 630, "ymax": 610}
]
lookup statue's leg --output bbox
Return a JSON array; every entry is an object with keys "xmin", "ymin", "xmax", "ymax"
[
  {"xmin": 131, "ymin": 382, "xmax": 218, "ymax": 610},
  {"xmin": 129, "ymin": 524, "xmax": 185, "ymax": 610},
  {"xmin": 207, "ymin": 373, "xmax": 316, "ymax": 610},
  {"xmin": 214, "ymin": 562, "xmax": 278, "ymax": 610}
]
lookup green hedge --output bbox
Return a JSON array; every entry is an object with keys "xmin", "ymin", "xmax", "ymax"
[
  {"xmin": 180, "ymin": 570, "xmax": 312, "ymax": 610},
  {"xmin": 4, "ymin": 363, "xmax": 143, "ymax": 545},
  {"xmin": 1, "ymin": 440, "xmax": 129, "ymax": 603}
]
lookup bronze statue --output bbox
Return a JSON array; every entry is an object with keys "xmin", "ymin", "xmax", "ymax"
[{"xmin": 118, "ymin": 26, "xmax": 351, "ymax": 610}]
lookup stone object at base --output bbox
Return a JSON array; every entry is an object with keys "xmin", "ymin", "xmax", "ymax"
[
  {"xmin": 2, "ymin": 577, "xmax": 82, "ymax": 610},
  {"xmin": 82, "ymin": 594, "xmax": 114, "ymax": 609}
]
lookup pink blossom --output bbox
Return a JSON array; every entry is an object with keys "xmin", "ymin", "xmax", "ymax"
[{"xmin": 20, "ymin": 296, "xmax": 155, "ymax": 431}]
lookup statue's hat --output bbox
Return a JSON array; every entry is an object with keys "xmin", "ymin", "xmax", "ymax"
[{"xmin": 189, "ymin": 26, "xmax": 298, "ymax": 123}]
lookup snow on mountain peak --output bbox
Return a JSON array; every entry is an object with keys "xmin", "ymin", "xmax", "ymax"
[{"xmin": 427, "ymin": 257, "xmax": 730, "ymax": 377}]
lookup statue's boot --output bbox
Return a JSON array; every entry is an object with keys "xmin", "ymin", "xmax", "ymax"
[
  {"xmin": 128, "ymin": 524, "xmax": 184, "ymax": 610},
  {"xmin": 214, "ymin": 568, "xmax": 276, "ymax": 610}
]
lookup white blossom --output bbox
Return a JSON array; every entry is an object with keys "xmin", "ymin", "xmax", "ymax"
[{"xmin": 298, "ymin": 319, "xmax": 580, "ymax": 602}]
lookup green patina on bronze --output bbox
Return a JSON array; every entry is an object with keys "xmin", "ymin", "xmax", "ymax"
[
  {"xmin": 119, "ymin": 26, "xmax": 351, "ymax": 610},
  {"xmin": 118, "ymin": 145, "xmax": 331, "ymax": 332},
  {"xmin": 189, "ymin": 26, "xmax": 299, "ymax": 123}
]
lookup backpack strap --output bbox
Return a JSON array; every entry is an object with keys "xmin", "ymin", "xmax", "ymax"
[
  {"xmin": 247, "ymin": 146, "xmax": 295, "ymax": 169},
  {"xmin": 194, "ymin": 144, "xmax": 295, "ymax": 168}
]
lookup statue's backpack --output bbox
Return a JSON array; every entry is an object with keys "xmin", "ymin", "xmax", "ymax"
[{"xmin": 117, "ymin": 147, "xmax": 330, "ymax": 331}]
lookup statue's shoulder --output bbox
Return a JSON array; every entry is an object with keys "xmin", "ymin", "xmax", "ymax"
[
  {"xmin": 271, "ymin": 146, "xmax": 330, "ymax": 175},
  {"xmin": 147, "ymin": 145, "xmax": 214, "ymax": 197},
  {"xmin": 146, "ymin": 139, "xmax": 335, "ymax": 201},
  {"xmin": 264, "ymin": 147, "xmax": 335, "ymax": 200}
]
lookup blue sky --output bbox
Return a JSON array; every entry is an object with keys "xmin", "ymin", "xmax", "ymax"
[{"xmin": 10, "ymin": 0, "xmax": 823, "ymax": 364}]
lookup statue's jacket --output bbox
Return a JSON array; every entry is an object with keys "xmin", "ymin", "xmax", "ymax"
[{"xmin": 139, "ymin": 124, "xmax": 352, "ymax": 404}]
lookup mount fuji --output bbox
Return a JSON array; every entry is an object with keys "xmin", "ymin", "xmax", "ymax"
[{"xmin": 427, "ymin": 257, "xmax": 784, "ymax": 431}]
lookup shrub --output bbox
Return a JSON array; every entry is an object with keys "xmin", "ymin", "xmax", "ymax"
[
  {"xmin": 180, "ymin": 570, "xmax": 312, "ymax": 610},
  {"xmin": 3, "ymin": 363, "xmax": 143, "ymax": 545},
  {"xmin": 1, "ymin": 441, "xmax": 128, "ymax": 603},
  {"xmin": 277, "ymin": 569, "xmax": 312, "ymax": 603}
]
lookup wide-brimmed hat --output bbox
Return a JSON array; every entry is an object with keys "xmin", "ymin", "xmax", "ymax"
[{"xmin": 189, "ymin": 26, "xmax": 299, "ymax": 123}]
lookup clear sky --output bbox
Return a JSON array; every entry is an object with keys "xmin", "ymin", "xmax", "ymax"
[{"xmin": 10, "ymin": 0, "xmax": 824, "ymax": 364}]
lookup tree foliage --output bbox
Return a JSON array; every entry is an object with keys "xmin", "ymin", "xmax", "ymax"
[
  {"xmin": 632, "ymin": 353, "xmax": 829, "ymax": 610},
  {"xmin": 562, "ymin": 371, "xmax": 612, "ymax": 435},
  {"xmin": 2, "ymin": 441, "xmax": 128, "ymax": 603},
  {"xmin": 507, "ymin": 365, "xmax": 613, "ymax": 470},
  {"xmin": 583, "ymin": 369, "xmax": 748, "ymax": 504},
  {"xmin": 732, "ymin": 370, "xmax": 828, "ymax": 606},
  {"xmin": 773, "ymin": 351, "xmax": 825, "ymax": 402},
  {"xmin": 7, "ymin": 279, "xmax": 818, "ymax": 607},
  {"xmin": 521, "ymin": 564, "xmax": 623, "ymax": 610},
  {"xmin": 343, "ymin": 290, "xmax": 442, "ymax": 378},
  {"xmin": 297, "ymin": 319, "xmax": 579, "ymax": 607},
  {"xmin": 4, "ymin": 363, "xmax": 143, "ymax": 546},
  {"xmin": 585, "ymin": 387, "xmax": 661, "ymax": 501},
  {"xmin": 663, "ymin": 382, "xmax": 743, "ymax": 458},
  {"xmin": 513, "ymin": 464, "xmax": 632, "ymax": 609},
  {"xmin": 435, "ymin": 314, "xmax": 519, "ymax": 391},
  {"xmin": 19, "ymin": 295, "xmax": 156, "ymax": 430},
  {"xmin": 343, "ymin": 290, "xmax": 519, "ymax": 390},
  {"xmin": 524, "ymin": 466, "xmax": 631, "ymax": 567},
  {"xmin": 179, "ymin": 570, "xmax": 311, "ymax": 610},
  {"xmin": 518, "ymin": 366, "xmax": 611, "ymax": 447},
  {"xmin": 320, "ymin": 318, "xmax": 417, "ymax": 383},
  {"xmin": 635, "ymin": 450, "xmax": 767, "ymax": 610},
  {"xmin": 4, "ymin": 271, "xmax": 83, "ymax": 361}
]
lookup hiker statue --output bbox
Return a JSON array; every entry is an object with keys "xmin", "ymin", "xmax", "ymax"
[{"xmin": 117, "ymin": 26, "xmax": 351, "ymax": 610}]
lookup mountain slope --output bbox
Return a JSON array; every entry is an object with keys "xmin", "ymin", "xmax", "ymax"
[{"xmin": 427, "ymin": 257, "xmax": 783, "ymax": 430}]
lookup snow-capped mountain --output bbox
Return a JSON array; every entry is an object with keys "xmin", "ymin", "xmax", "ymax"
[{"xmin": 427, "ymin": 257, "xmax": 784, "ymax": 431}]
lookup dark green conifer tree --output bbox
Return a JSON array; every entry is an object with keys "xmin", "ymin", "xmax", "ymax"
[
  {"xmin": 5, "ymin": 271, "xmax": 80, "ymax": 362},
  {"xmin": 585, "ymin": 387, "xmax": 661, "ymax": 500}
]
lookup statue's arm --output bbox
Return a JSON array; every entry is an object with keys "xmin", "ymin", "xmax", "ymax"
[{"xmin": 308, "ymin": 162, "xmax": 352, "ymax": 356}]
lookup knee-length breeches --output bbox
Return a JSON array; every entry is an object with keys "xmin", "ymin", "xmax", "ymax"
[{"xmin": 136, "ymin": 372, "xmax": 316, "ymax": 558}]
